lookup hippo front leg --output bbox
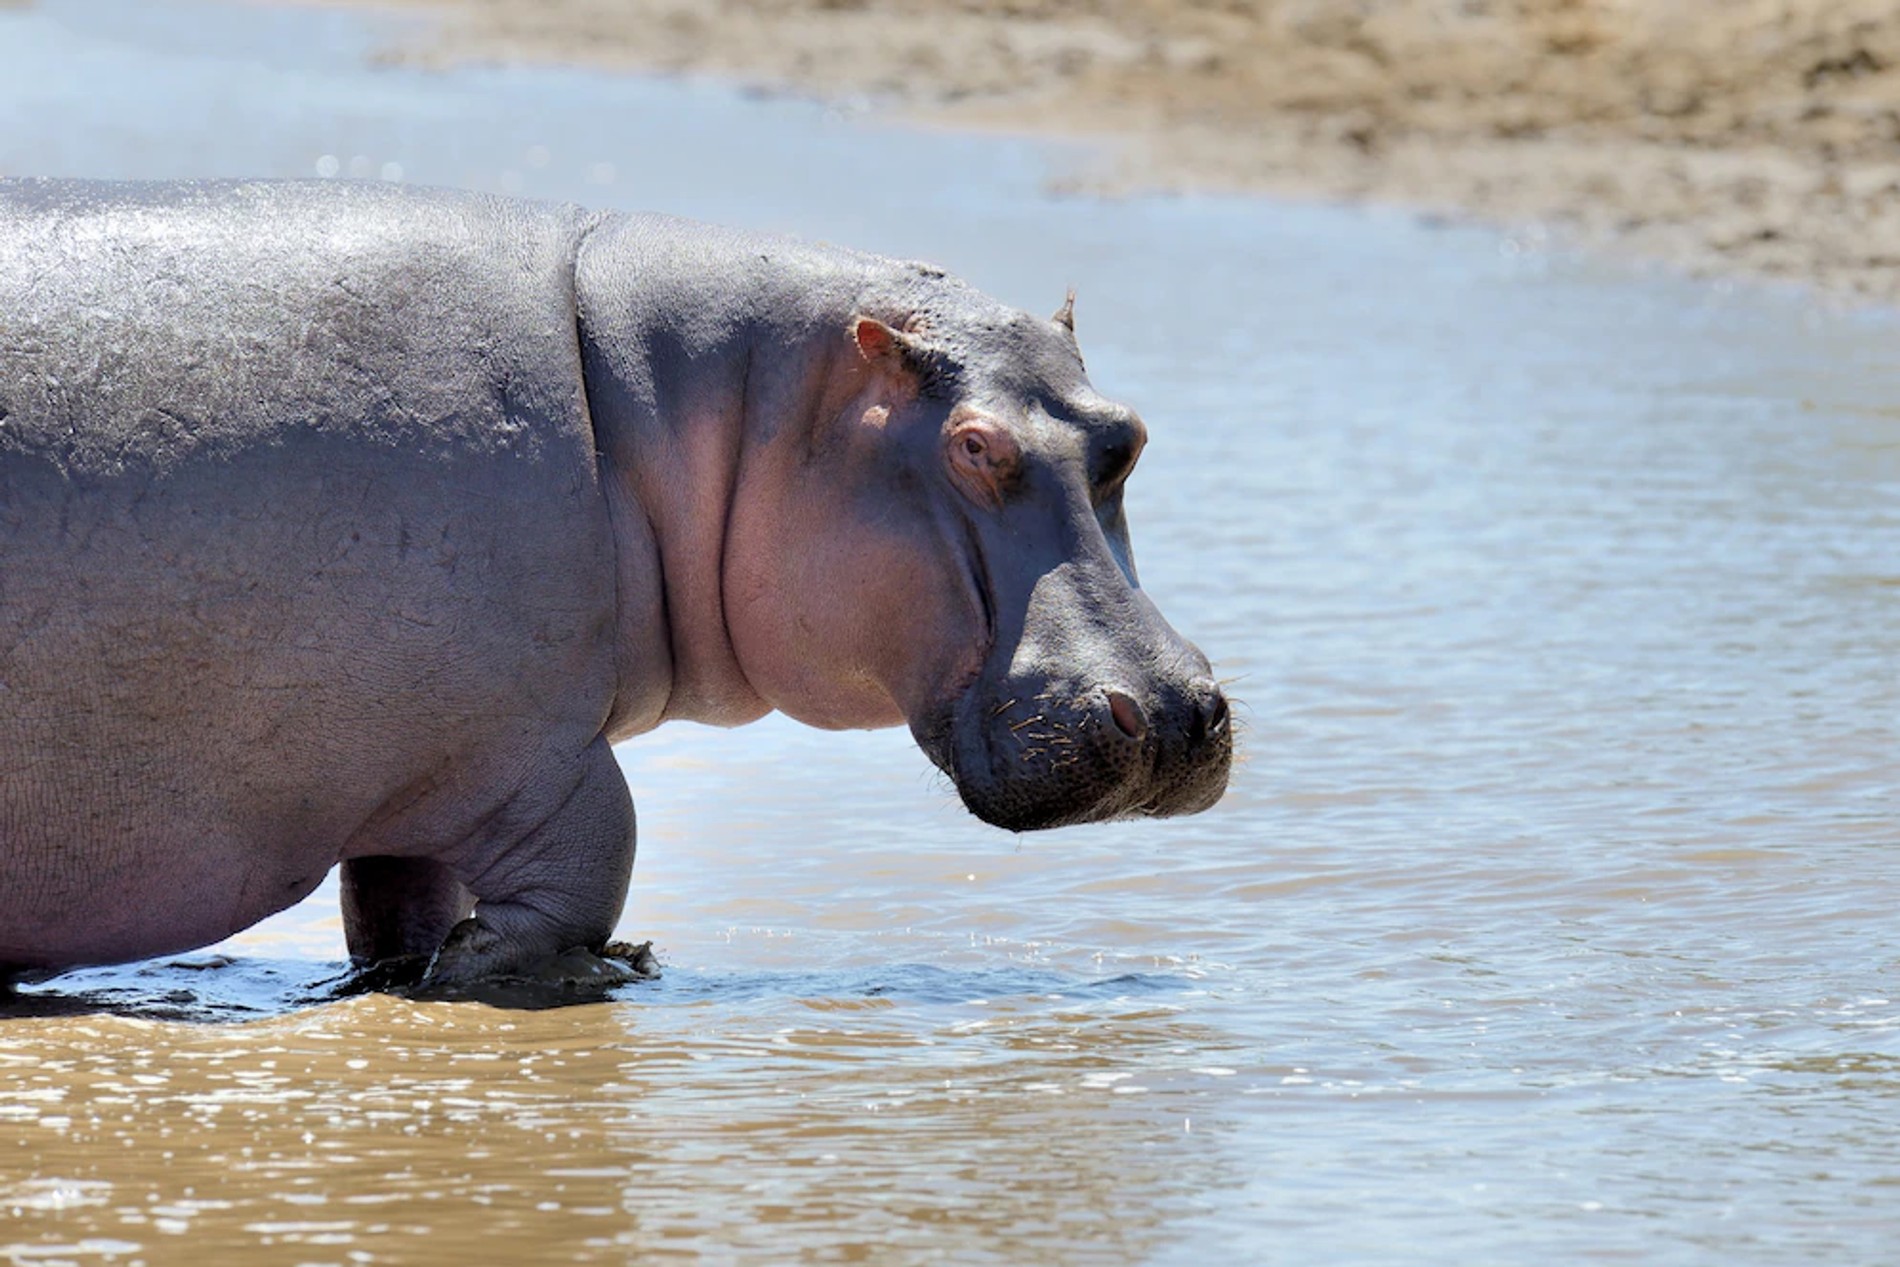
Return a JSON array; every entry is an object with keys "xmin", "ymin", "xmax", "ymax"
[
  {"xmin": 342, "ymin": 856, "xmax": 476, "ymax": 964},
  {"xmin": 334, "ymin": 856, "xmax": 476, "ymax": 992},
  {"xmin": 420, "ymin": 735, "xmax": 648, "ymax": 999}
]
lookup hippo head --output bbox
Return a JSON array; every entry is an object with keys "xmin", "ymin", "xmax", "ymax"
[{"xmin": 724, "ymin": 280, "xmax": 1231, "ymax": 831}]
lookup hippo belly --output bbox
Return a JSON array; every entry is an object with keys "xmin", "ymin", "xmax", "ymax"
[{"xmin": 0, "ymin": 440, "xmax": 611, "ymax": 969}]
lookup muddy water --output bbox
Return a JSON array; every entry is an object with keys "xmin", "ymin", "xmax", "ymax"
[{"xmin": 3, "ymin": 1, "xmax": 1898, "ymax": 1262}]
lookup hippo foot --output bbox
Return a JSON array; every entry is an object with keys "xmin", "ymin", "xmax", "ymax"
[
  {"xmin": 412, "ymin": 943, "xmax": 659, "ymax": 1008},
  {"xmin": 330, "ymin": 939, "xmax": 659, "ymax": 1007},
  {"xmin": 410, "ymin": 925, "xmax": 661, "ymax": 1007},
  {"xmin": 599, "ymin": 939, "xmax": 663, "ymax": 979},
  {"xmin": 332, "ymin": 953, "xmax": 434, "ymax": 997}
]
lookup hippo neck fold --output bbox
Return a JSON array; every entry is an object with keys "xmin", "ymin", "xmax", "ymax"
[{"xmin": 574, "ymin": 213, "xmax": 899, "ymax": 736}]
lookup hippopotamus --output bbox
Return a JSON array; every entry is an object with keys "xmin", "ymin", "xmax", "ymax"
[{"xmin": 0, "ymin": 179, "xmax": 1231, "ymax": 997}]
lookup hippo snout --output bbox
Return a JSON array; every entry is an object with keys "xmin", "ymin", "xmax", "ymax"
[
  {"xmin": 1098, "ymin": 676, "xmax": 1232, "ymax": 818},
  {"xmin": 1124, "ymin": 680, "xmax": 1231, "ymax": 816},
  {"xmin": 934, "ymin": 670, "xmax": 1234, "ymax": 832}
]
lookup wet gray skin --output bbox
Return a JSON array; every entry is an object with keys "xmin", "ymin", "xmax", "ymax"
[{"xmin": 0, "ymin": 178, "xmax": 1230, "ymax": 997}]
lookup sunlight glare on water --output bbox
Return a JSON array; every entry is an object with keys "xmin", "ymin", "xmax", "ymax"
[{"xmin": 1, "ymin": 1, "xmax": 1897, "ymax": 1263}]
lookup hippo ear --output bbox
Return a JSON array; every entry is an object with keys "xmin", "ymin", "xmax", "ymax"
[
  {"xmin": 852, "ymin": 316, "xmax": 919, "ymax": 368},
  {"xmin": 851, "ymin": 315, "xmax": 941, "ymax": 397},
  {"xmin": 1051, "ymin": 288, "xmax": 1076, "ymax": 336}
]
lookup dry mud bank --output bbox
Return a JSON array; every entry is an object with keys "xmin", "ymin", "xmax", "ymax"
[{"xmin": 286, "ymin": 0, "xmax": 1900, "ymax": 301}]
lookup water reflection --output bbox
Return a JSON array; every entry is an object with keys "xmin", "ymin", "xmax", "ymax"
[{"xmin": 0, "ymin": 990, "xmax": 1242, "ymax": 1264}]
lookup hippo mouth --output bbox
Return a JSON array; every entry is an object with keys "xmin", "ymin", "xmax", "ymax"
[{"xmin": 914, "ymin": 674, "xmax": 1233, "ymax": 833}]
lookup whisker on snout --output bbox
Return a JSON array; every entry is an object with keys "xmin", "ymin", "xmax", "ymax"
[{"xmin": 1218, "ymin": 705, "xmax": 1255, "ymax": 769}]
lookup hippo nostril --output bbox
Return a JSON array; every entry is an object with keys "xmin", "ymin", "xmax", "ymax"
[
  {"xmin": 1182, "ymin": 686, "xmax": 1228, "ymax": 747},
  {"xmin": 1206, "ymin": 692, "xmax": 1229, "ymax": 736},
  {"xmin": 1105, "ymin": 690, "xmax": 1147, "ymax": 742}
]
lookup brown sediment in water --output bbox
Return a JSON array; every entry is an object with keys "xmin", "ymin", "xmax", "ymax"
[{"xmin": 261, "ymin": 2, "xmax": 1900, "ymax": 300}]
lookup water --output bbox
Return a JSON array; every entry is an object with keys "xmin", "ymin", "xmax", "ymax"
[{"xmin": 2, "ymin": 1, "xmax": 1897, "ymax": 1262}]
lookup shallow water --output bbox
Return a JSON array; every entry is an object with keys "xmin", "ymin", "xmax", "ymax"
[{"xmin": 3, "ymin": 1, "xmax": 1898, "ymax": 1262}]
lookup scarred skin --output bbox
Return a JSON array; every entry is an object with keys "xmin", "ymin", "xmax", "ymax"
[{"xmin": 0, "ymin": 180, "xmax": 1231, "ymax": 995}]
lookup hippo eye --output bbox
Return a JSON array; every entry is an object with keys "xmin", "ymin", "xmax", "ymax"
[{"xmin": 963, "ymin": 435, "xmax": 986, "ymax": 457}]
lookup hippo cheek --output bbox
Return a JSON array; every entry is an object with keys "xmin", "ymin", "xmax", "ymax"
[{"xmin": 726, "ymin": 478, "xmax": 990, "ymax": 731}]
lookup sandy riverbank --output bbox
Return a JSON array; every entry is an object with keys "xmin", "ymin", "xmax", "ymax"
[{"xmin": 286, "ymin": 1, "xmax": 1900, "ymax": 301}]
